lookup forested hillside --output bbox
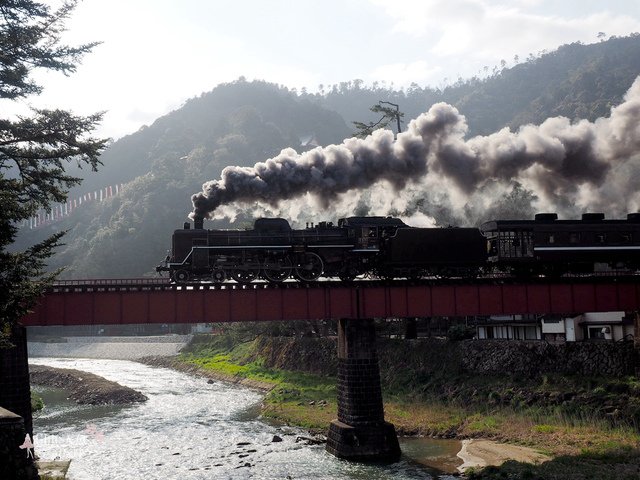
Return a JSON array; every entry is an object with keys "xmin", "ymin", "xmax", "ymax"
[
  {"xmin": 314, "ymin": 34, "xmax": 640, "ymax": 136},
  {"xmin": 16, "ymin": 35, "xmax": 640, "ymax": 278}
]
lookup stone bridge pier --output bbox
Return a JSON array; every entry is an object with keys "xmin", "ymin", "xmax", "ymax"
[
  {"xmin": 0, "ymin": 324, "xmax": 38, "ymax": 480},
  {"xmin": 326, "ymin": 318, "xmax": 401, "ymax": 462}
]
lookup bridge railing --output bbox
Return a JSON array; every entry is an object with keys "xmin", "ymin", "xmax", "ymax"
[
  {"xmin": 52, "ymin": 278, "xmax": 170, "ymax": 286},
  {"xmin": 50, "ymin": 277, "xmax": 172, "ymax": 292}
]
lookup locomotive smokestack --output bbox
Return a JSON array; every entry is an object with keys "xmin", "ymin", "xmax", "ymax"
[
  {"xmin": 194, "ymin": 216, "xmax": 204, "ymax": 230},
  {"xmin": 191, "ymin": 76, "xmax": 640, "ymax": 220}
]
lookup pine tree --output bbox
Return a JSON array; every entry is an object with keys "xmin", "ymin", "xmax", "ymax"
[
  {"xmin": 0, "ymin": 0, "xmax": 107, "ymax": 346},
  {"xmin": 353, "ymin": 101, "xmax": 404, "ymax": 138}
]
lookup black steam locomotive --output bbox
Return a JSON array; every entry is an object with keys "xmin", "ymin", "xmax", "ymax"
[{"xmin": 156, "ymin": 213, "xmax": 640, "ymax": 284}]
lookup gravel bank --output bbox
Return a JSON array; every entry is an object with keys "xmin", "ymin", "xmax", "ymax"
[
  {"xmin": 30, "ymin": 364, "xmax": 148, "ymax": 405},
  {"xmin": 457, "ymin": 439, "xmax": 551, "ymax": 472}
]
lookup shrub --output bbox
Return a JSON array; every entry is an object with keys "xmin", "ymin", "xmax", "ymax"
[{"xmin": 447, "ymin": 324, "xmax": 476, "ymax": 341}]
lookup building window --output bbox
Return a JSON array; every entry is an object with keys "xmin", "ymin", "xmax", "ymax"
[{"xmin": 485, "ymin": 326, "xmax": 494, "ymax": 339}]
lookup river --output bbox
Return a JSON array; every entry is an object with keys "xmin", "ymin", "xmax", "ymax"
[{"xmin": 31, "ymin": 358, "xmax": 460, "ymax": 479}]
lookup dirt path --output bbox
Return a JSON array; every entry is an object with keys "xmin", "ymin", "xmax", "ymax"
[{"xmin": 457, "ymin": 439, "xmax": 551, "ymax": 472}]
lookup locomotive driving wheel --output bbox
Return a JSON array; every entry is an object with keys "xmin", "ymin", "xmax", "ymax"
[
  {"xmin": 231, "ymin": 268, "xmax": 259, "ymax": 284},
  {"xmin": 262, "ymin": 256, "xmax": 293, "ymax": 283},
  {"xmin": 174, "ymin": 269, "xmax": 190, "ymax": 283},
  {"xmin": 211, "ymin": 268, "xmax": 226, "ymax": 283},
  {"xmin": 295, "ymin": 252, "xmax": 323, "ymax": 282}
]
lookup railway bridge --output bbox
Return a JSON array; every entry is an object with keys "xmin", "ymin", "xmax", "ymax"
[
  {"xmin": 5, "ymin": 275, "xmax": 640, "ymax": 462},
  {"xmin": 21, "ymin": 276, "xmax": 640, "ymax": 325}
]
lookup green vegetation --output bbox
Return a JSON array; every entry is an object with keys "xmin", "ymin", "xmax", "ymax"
[
  {"xmin": 446, "ymin": 324, "xmax": 477, "ymax": 341},
  {"xmin": 181, "ymin": 337, "xmax": 336, "ymax": 431},
  {"xmin": 30, "ymin": 392, "xmax": 44, "ymax": 412},
  {"xmin": 0, "ymin": 0, "xmax": 107, "ymax": 346}
]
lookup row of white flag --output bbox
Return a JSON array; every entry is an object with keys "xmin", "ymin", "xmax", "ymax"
[{"xmin": 23, "ymin": 184, "xmax": 125, "ymax": 229}]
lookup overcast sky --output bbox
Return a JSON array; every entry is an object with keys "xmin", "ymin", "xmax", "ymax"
[{"xmin": 18, "ymin": 0, "xmax": 640, "ymax": 140}]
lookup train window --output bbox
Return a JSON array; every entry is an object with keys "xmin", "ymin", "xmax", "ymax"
[
  {"xmin": 621, "ymin": 233, "xmax": 631, "ymax": 243},
  {"xmin": 495, "ymin": 231, "xmax": 532, "ymax": 258},
  {"xmin": 548, "ymin": 234, "xmax": 555, "ymax": 244},
  {"xmin": 569, "ymin": 233, "xmax": 581, "ymax": 243},
  {"xmin": 596, "ymin": 233, "xmax": 606, "ymax": 243}
]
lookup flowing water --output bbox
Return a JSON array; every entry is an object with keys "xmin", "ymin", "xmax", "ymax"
[{"xmin": 31, "ymin": 358, "xmax": 461, "ymax": 479}]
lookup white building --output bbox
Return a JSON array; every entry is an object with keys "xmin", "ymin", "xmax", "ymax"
[
  {"xmin": 541, "ymin": 312, "xmax": 634, "ymax": 343},
  {"xmin": 476, "ymin": 315, "xmax": 542, "ymax": 340},
  {"xmin": 476, "ymin": 312, "xmax": 634, "ymax": 343}
]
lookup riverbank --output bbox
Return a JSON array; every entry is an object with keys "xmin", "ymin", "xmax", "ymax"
[
  {"xmin": 165, "ymin": 333, "xmax": 640, "ymax": 479},
  {"xmin": 139, "ymin": 354, "xmax": 551, "ymax": 474}
]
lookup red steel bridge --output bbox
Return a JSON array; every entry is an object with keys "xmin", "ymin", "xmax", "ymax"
[{"xmin": 21, "ymin": 276, "xmax": 640, "ymax": 326}]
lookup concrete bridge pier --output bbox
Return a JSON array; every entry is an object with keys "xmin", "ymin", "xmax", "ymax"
[{"xmin": 326, "ymin": 318, "xmax": 401, "ymax": 462}]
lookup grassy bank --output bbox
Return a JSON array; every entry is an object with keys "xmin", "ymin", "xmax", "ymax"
[
  {"xmin": 179, "ymin": 333, "xmax": 640, "ymax": 479},
  {"xmin": 181, "ymin": 336, "xmax": 336, "ymax": 431}
]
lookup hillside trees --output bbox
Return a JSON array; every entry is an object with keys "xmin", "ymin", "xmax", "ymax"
[{"xmin": 0, "ymin": 0, "xmax": 107, "ymax": 345}]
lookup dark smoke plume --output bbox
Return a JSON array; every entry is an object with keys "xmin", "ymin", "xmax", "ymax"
[{"xmin": 191, "ymin": 77, "xmax": 640, "ymax": 221}]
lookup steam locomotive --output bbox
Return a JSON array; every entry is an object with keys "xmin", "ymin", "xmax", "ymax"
[{"xmin": 156, "ymin": 213, "xmax": 640, "ymax": 284}]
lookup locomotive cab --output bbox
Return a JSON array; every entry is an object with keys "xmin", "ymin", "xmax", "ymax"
[{"xmin": 338, "ymin": 216, "xmax": 407, "ymax": 251}]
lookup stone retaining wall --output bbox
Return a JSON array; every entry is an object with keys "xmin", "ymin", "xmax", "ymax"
[
  {"xmin": 248, "ymin": 335, "xmax": 636, "ymax": 378},
  {"xmin": 460, "ymin": 339, "xmax": 636, "ymax": 377},
  {"xmin": 0, "ymin": 407, "xmax": 38, "ymax": 480}
]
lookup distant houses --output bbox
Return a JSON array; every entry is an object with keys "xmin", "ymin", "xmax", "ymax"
[{"xmin": 475, "ymin": 311, "xmax": 635, "ymax": 343}]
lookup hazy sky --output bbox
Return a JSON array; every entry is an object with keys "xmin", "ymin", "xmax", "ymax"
[{"xmin": 18, "ymin": 0, "xmax": 640, "ymax": 140}]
